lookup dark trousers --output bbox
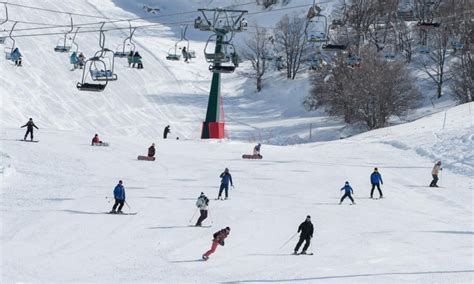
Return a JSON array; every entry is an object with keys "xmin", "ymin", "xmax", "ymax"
[
  {"xmin": 340, "ymin": 193, "xmax": 354, "ymax": 203},
  {"xmin": 371, "ymin": 183, "xmax": 383, "ymax": 198},
  {"xmin": 430, "ymin": 174, "xmax": 439, "ymax": 187},
  {"xmin": 112, "ymin": 199, "xmax": 124, "ymax": 212},
  {"xmin": 196, "ymin": 210, "xmax": 208, "ymax": 226},
  {"xmin": 24, "ymin": 129, "xmax": 34, "ymax": 140},
  {"xmin": 218, "ymin": 184, "xmax": 229, "ymax": 198},
  {"xmin": 294, "ymin": 236, "xmax": 311, "ymax": 252}
]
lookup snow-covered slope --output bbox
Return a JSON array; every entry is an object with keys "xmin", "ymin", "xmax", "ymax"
[{"xmin": 1, "ymin": 99, "xmax": 473, "ymax": 282}]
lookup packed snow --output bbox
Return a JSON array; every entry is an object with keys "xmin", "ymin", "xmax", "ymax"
[{"xmin": 0, "ymin": 0, "xmax": 473, "ymax": 283}]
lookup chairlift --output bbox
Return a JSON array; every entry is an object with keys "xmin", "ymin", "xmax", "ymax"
[
  {"xmin": 194, "ymin": 16, "xmax": 212, "ymax": 31},
  {"xmin": 203, "ymin": 34, "xmax": 232, "ymax": 63},
  {"xmin": 307, "ymin": 13, "xmax": 328, "ymax": 43},
  {"xmin": 180, "ymin": 25, "xmax": 196, "ymax": 59},
  {"xmin": 77, "ymin": 56, "xmax": 108, "ymax": 92},
  {"xmin": 238, "ymin": 19, "xmax": 248, "ymax": 32},
  {"xmin": 54, "ymin": 15, "xmax": 73, "ymax": 53},
  {"xmin": 208, "ymin": 45, "xmax": 239, "ymax": 74},
  {"xmin": 322, "ymin": 23, "xmax": 348, "ymax": 51},
  {"xmin": 451, "ymin": 40, "xmax": 463, "ymax": 51},
  {"xmin": 166, "ymin": 47, "xmax": 181, "ymax": 61},
  {"xmin": 4, "ymin": 21, "xmax": 18, "ymax": 61},
  {"xmin": 347, "ymin": 54, "xmax": 361, "ymax": 67},
  {"xmin": 114, "ymin": 23, "xmax": 136, "ymax": 58},
  {"xmin": 0, "ymin": 3, "xmax": 8, "ymax": 45},
  {"xmin": 89, "ymin": 23, "xmax": 117, "ymax": 81},
  {"xmin": 417, "ymin": 44, "xmax": 430, "ymax": 54},
  {"xmin": 417, "ymin": 21, "xmax": 440, "ymax": 28}
]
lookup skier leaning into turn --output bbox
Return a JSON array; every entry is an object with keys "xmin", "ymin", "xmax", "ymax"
[{"xmin": 294, "ymin": 215, "xmax": 314, "ymax": 255}]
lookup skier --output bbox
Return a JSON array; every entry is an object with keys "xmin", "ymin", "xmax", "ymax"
[
  {"xmin": 195, "ymin": 192, "xmax": 209, "ymax": 226},
  {"xmin": 110, "ymin": 180, "xmax": 126, "ymax": 214},
  {"xmin": 339, "ymin": 181, "xmax": 355, "ymax": 205},
  {"xmin": 430, "ymin": 161, "xmax": 442, "ymax": 187},
  {"xmin": 132, "ymin": 51, "xmax": 143, "ymax": 69},
  {"xmin": 148, "ymin": 143, "xmax": 156, "ymax": 158},
  {"xmin": 253, "ymin": 143, "xmax": 262, "ymax": 157},
  {"xmin": 21, "ymin": 118, "xmax": 39, "ymax": 141},
  {"xmin": 11, "ymin": 47, "xmax": 22, "ymax": 66},
  {"xmin": 70, "ymin": 52, "xmax": 79, "ymax": 69},
  {"xmin": 217, "ymin": 168, "xmax": 233, "ymax": 200},
  {"xmin": 127, "ymin": 51, "xmax": 134, "ymax": 67},
  {"xmin": 370, "ymin": 168, "xmax": 383, "ymax": 199},
  {"xmin": 163, "ymin": 125, "xmax": 171, "ymax": 139},
  {"xmin": 202, "ymin": 227, "xmax": 230, "ymax": 260},
  {"xmin": 294, "ymin": 215, "xmax": 314, "ymax": 255},
  {"xmin": 182, "ymin": 46, "xmax": 189, "ymax": 63},
  {"xmin": 91, "ymin": 134, "xmax": 103, "ymax": 146}
]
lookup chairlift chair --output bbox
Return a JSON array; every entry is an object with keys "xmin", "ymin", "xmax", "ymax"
[
  {"xmin": 91, "ymin": 48, "xmax": 117, "ymax": 81},
  {"xmin": 307, "ymin": 14, "xmax": 328, "ymax": 43},
  {"xmin": 194, "ymin": 16, "xmax": 212, "ymax": 31},
  {"xmin": 208, "ymin": 46, "xmax": 239, "ymax": 74},
  {"xmin": 54, "ymin": 15, "xmax": 73, "ymax": 53},
  {"xmin": 166, "ymin": 47, "xmax": 181, "ymax": 61},
  {"xmin": 77, "ymin": 57, "xmax": 108, "ymax": 92},
  {"xmin": 115, "ymin": 26, "xmax": 137, "ymax": 58},
  {"xmin": 451, "ymin": 40, "xmax": 463, "ymax": 51},
  {"xmin": 347, "ymin": 55, "xmax": 361, "ymax": 67},
  {"xmin": 417, "ymin": 45, "xmax": 430, "ymax": 54},
  {"xmin": 417, "ymin": 21, "xmax": 441, "ymax": 28},
  {"xmin": 204, "ymin": 35, "xmax": 231, "ymax": 63}
]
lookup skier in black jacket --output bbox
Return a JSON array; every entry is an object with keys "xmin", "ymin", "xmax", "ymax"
[
  {"xmin": 21, "ymin": 118, "xmax": 39, "ymax": 141},
  {"xmin": 163, "ymin": 125, "xmax": 171, "ymax": 139},
  {"xmin": 294, "ymin": 215, "xmax": 314, "ymax": 254}
]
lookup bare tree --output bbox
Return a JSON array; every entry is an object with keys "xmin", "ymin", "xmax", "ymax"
[
  {"xmin": 305, "ymin": 47, "xmax": 420, "ymax": 129},
  {"xmin": 241, "ymin": 25, "xmax": 271, "ymax": 92},
  {"xmin": 416, "ymin": 26, "xmax": 450, "ymax": 98},
  {"xmin": 256, "ymin": 0, "xmax": 278, "ymax": 9},
  {"xmin": 274, "ymin": 13, "xmax": 309, "ymax": 80},
  {"xmin": 450, "ymin": 52, "xmax": 473, "ymax": 103}
]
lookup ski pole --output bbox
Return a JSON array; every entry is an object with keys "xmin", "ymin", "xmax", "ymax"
[
  {"xmin": 279, "ymin": 232, "xmax": 298, "ymax": 249},
  {"xmin": 208, "ymin": 207, "xmax": 213, "ymax": 224},
  {"xmin": 125, "ymin": 201, "xmax": 132, "ymax": 211},
  {"xmin": 189, "ymin": 208, "xmax": 198, "ymax": 223}
]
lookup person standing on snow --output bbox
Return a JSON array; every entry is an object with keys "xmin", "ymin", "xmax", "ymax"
[
  {"xmin": 339, "ymin": 181, "xmax": 355, "ymax": 205},
  {"xmin": 370, "ymin": 168, "xmax": 383, "ymax": 199},
  {"xmin": 217, "ymin": 168, "xmax": 233, "ymax": 200},
  {"xmin": 294, "ymin": 215, "xmax": 314, "ymax": 255},
  {"xmin": 430, "ymin": 161, "xmax": 442, "ymax": 187},
  {"xmin": 195, "ymin": 192, "xmax": 209, "ymax": 226},
  {"xmin": 148, "ymin": 143, "xmax": 156, "ymax": 158},
  {"xmin": 163, "ymin": 125, "xmax": 171, "ymax": 139},
  {"xmin": 202, "ymin": 227, "xmax": 230, "ymax": 260},
  {"xmin": 110, "ymin": 180, "xmax": 126, "ymax": 214},
  {"xmin": 21, "ymin": 118, "xmax": 39, "ymax": 141}
]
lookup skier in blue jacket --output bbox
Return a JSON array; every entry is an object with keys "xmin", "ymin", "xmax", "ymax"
[
  {"xmin": 339, "ymin": 181, "xmax": 355, "ymax": 205},
  {"xmin": 217, "ymin": 168, "xmax": 233, "ymax": 200},
  {"xmin": 110, "ymin": 180, "xmax": 126, "ymax": 214},
  {"xmin": 370, "ymin": 168, "xmax": 383, "ymax": 198},
  {"xmin": 11, "ymin": 47, "xmax": 22, "ymax": 66}
]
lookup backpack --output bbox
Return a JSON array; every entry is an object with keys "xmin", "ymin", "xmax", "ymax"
[{"xmin": 203, "ymin": 196, "xmax": 209, "ymax": 205}]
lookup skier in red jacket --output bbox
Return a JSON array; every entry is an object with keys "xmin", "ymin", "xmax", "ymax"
[{"xmin": 202, "ymin": 227, "xmax": 230, "ymax": 260}]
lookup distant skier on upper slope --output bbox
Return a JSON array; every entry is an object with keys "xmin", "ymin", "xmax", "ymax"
[{"xmin": 21, "ymin": 118, "xmax": 39, "ymax": 141}]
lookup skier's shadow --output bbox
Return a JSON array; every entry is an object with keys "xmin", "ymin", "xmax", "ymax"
[
  {"xmin": 248, "ymin": 253, "xmax": 292, "ymax": 257},
  {"xmin": 61, "ymin": 209, "xmax": 104, "ymax": 215},
  {"xmin": 148, "ymin": 225, "xmax": 191, "ymax": 229},
  {"xmin": 169, "ymin": 259, "xmax": 204, "ymax": 263}
]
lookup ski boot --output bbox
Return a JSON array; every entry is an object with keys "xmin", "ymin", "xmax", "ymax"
[
  {"xmin": 202, "ymin": 255, "xmax": 209, "ymax": 261},
  {"xmin": 300, "ymin": 251, "xmax": 307, "ymax": 255},
  {"xmin": 117, "ymin": 210, "xmax": 124, "ymax": 214},
  {"xmin": 109, "ymin": 210, "xmax": 116, "ymax": 214}
]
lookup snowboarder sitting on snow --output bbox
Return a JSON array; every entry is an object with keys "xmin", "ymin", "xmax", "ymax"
[
  {"xmin": 110, "ymin": 180, "xmax": 126, "ymax": 214},
  {"xmin": 430, "ymin": 161, "xmax": 442, "ymax": 187},
  {"xmin": 195, "ymin": 192, "xmax": 209, "ymax": 226},
  {"xmin": 217, "ymin": 168, "xmax": 234, "ymax": 200},
  {"xmin": 339, "ymin": 181, "xmax": 355, "ymax": 205},
  {"xmin": 163, "ymin": 125, "xmax": 171, "ymax": 139},
  {"xmin": 21, "ymin": 118, "xmax": 39, "ymax": 141},
  {"xmin": 148, "ymin": 143, "xmax": 156, "ymax": 158},
  {"xmin": 253, "ymin": 143, "xmax": 262, "ymax": 157},
  {"xmin": 294, "ymin": 215, "xmax": 314, "ymax": 255},
  {"xmin": 202, "ymin": 227, "xmax": 230, "ymax": 260},
  {"xmin": 91, "ymin": 134, "xmax": 103, "ymax": 146},
  {"xmin": 370, "ymin": 168, "xmax": 383, "ymax": 198}
]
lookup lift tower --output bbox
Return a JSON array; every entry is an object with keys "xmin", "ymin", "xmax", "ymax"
[{"xmin": 194, "ymin": 8, "xmax": 248, "ymax": 139}]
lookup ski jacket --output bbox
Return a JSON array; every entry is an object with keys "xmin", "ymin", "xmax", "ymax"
[
  {"xmin": 298, "ymin": 221, "xmax": 314, "ymax": 238},
  {"xmin": 163, "ymin": 126, "xmax": 170, "ymax": 137},
  {"xmin": 21, "ymin": 121, "xmax": 38, "ymax": 131},
  {"xmin": 254, "ymin": 144, "xmax": 261, "ymax": 151},
  {"xmin": 70, "ymin": 52, "xmax": 78, "ymax": 64},
  {"xmin": 196, "ymin": 195, "xmax": 209, "ymax": 210},
  {"xmin": 341, "ymin": 184, "xmax": 353, "ymax": 194},
  {"xmin": 11, "ymin": 48, "xmax": 21, "ymax": 61},
  {"xmin": 220, "ymin": 172, "xmax": 233, "ymax": 186},
  {"xmin": 213, "ymin": 229, "xmax": 229, "ymax": 242},
  {"xmin": 114, "ymin": 184, "xmax": 126, "ymax": 201},
  {"xmin": 148, "ymin": 146, "xmax": 156, "ymax": 157},
  {"xmin": 370, "ymin": 172, "xmax": 383, "ymax": 184},
  {"xmin": 432, "ymin": 164, "xmax": 441, "ymax": 175}
]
